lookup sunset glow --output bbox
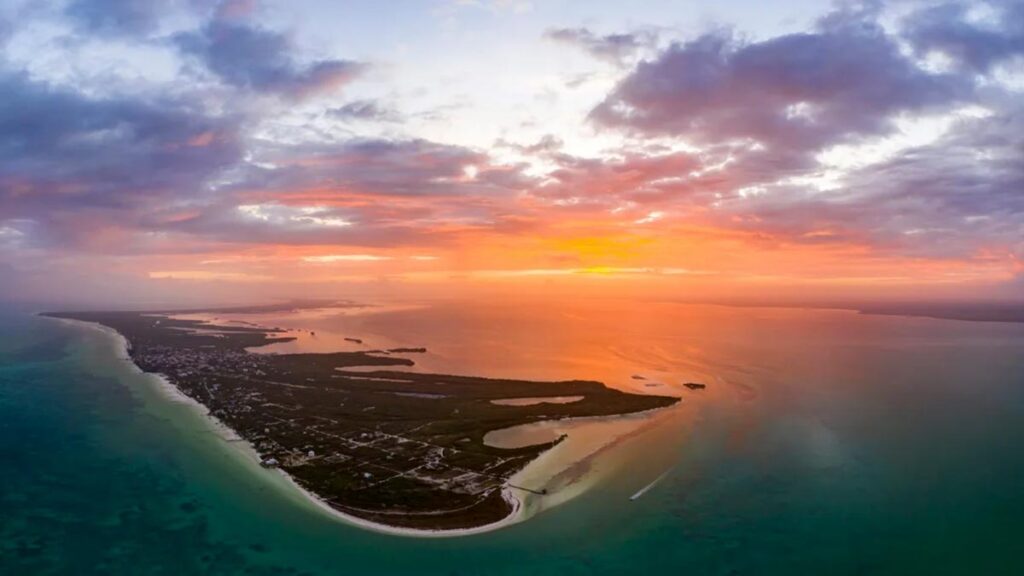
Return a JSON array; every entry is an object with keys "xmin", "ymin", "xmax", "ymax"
[
  {"xmin": 1, "ymin": 0, "xmax": 1022, "ymax": 306},
  {"xmin": 5, "ymin": 2, "xmax": 1024, "ymax": 571}
]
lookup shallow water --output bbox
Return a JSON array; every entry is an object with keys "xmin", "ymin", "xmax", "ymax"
[
  {"xmin": 490, "ymin": 396, "xmax": 584, "ymax": 406},
  {"xmin": 3, "ymin": 298, "xmax": 1024, "ymax": 574}
]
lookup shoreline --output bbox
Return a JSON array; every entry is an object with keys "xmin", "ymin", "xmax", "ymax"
[
  {"xmin": 52, "ymin": 317, "xmax": 529, "ymax": 538},
  {"xmin": 494, "ymin": 400, "xmax": 683, "ymax": 515}
]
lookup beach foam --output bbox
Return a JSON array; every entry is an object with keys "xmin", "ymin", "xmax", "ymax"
[{"xmin": 51, "ymin": 317, "xmax": 530, "ymax": 538}]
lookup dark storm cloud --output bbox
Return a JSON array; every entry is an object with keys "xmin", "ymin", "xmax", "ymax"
[
  {"xmin": 545, "ymin": 27, "xmax": 655, "ymax": 64},
  {"xmin": 174, "ymin": 19, "xmax": 365, "ymax": 100},
  {"xmin": 904, "ymin": 1, "xmax": 1024, "ymax": 73}
]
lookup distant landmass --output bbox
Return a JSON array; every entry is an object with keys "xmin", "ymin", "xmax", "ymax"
[
  {"xmin": 856, "ymin": 302, "xmax": 1024, "ymax": 324},
  {"xmin": 696, "ymin": 298, "xmax": 1024, "ymax": 325}
]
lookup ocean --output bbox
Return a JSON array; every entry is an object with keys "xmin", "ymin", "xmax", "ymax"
[{"xmin": 2, "ymin": 298, "xmax": 1024, "ymax": 575}]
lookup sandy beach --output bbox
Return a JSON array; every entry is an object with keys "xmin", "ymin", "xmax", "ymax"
[
  {"xmin": 50, "ymin": 315, "xmax": 682, "ymax": 538},
  {"xmin": 53, "ymin": 317, "xmax": 533, "ymax": 538},
  {"xmin": 494, "ymin": 402, "xmax": 683, "ymax": 517}
]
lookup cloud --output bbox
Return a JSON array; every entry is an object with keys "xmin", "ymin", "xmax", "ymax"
[
  {"xmin": 494, "ymin": 134, "xmax": 563, "ymax": 155},
  {"xmin": 807, "ymin": 102, "xmax": 1024, "ymax": 258},
  {"xmin": 327, "ymin": 100, "xmax": 402, "ymax": 122},
  {"xmin": 536, "ymin": 150, "xmax": 703, "ymax": 205},
  {"xmin": 0, "ymin": 47, "xmax": 533, "ymax": 254},
  {"xmin": 3, "ymin": 0, "xmax": 1022, "ymax": 300},
  {"xmin": 174, "ymin": 20, "xmax": 365, "ymax": 100},
  {"xmin": 119, "ymin": 136, "xmax": 541, "ymax": 251},
  {"xmin": 592, "ymin": 12, "xmax": 968, "ymax": 154},
  {"xmin": 0, "ymin": 70, "xmax": 241, "ymax": 249},
  {"xmin": 552, "ymin": 3, "xmax": 1022, "ymax": 265},
  {"xmin": 545, "ymin": 27, "xmax": 655, "ymax": 64},
  {"xmin": 64, "ymin": 0, "xmax": 167, "ymax": 36},
  {"xmin": 235, "ymin": 203, "xmax": 352, "ymax": 227},
  {"xmin": 904, "ymin": 1, "xmax": 1024, "ymax": 73},
  {"xmin": 214, "ymin": 0, "xmax": 257, "ymax": 21},
  {"xmin": 302, "ymin": 254, "xmax": 391, "ymax": 263},
  {"xmin": 0, "ymin": 17, "xmax": 12, "ymax": 46},
  {"xmin": 237, "ymin": 138, "xmax": 533, "ymax": 198}
]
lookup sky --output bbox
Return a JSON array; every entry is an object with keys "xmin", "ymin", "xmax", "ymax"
[{"xmin": 0, "ymin": 0, "xmax": 1022, "ymax": 307}]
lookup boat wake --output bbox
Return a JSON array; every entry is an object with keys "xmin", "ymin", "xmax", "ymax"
[{"xmin": 629, "ymin": 468, "xmax": 673, "ymax": 501}]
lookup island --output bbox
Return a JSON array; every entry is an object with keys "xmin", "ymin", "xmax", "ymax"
[{"xmin": 43, "ymin": 307, "xmax": 679, "ymax": 532}]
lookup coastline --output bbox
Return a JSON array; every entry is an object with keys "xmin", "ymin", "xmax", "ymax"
[
  {"xmin": 496, "ymin": 401, "xmax": 683, "ymax": 517},
  {"xmin": 50, "ymin": 317, "xmax": 530, "ymax": 538}
]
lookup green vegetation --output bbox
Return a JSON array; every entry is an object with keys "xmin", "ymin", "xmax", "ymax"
[{"xmin": 45, "ymin": 309, "xmax": 678, "ymax": 530}]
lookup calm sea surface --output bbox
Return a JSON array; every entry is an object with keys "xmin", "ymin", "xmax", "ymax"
[{"xmin": 3, "ymin": 298, "xmax": 1024, "ymax": 575}]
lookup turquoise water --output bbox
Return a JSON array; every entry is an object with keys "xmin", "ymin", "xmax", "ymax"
[{"xmin": 3, "ymin": 303, "xmax": 1024, "ymax": 575}]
